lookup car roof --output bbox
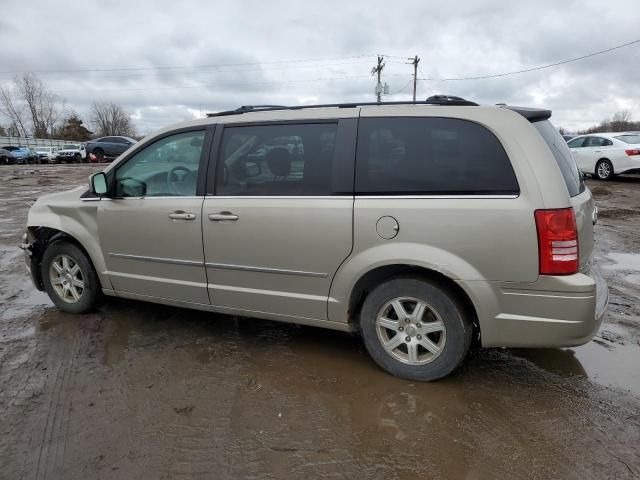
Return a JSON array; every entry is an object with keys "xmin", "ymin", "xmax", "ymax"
[
  {"xmin": 572, "ymin": 132, "xmax": 640, "ymax": 139},
  {"xmin": 152, "ymin": 99, "xmax": 551, "ymax": 135}
]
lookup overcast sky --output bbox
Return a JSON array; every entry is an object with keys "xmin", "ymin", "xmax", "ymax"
[{"xmin": 1, "ymin": 0, "xmax": 639, "ymax": 135}]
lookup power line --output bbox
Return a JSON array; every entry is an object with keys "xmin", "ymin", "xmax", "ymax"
[
  {"xmin": 418, "ymin": 38, "xmax": 640, "ymax": 81},
  {"xmin": 34, "ymin": 60, "xmax": 374, "ymax": 81},
  {"xmin": 0, "ymin": 54, "xmax": 376, "ymax": 75},
  {"xmin": 393, "ymin": 78, "xmax": 414, "ymax": 94},
  {"xmin": 51, "ymin": 73, "xmax": 413, "ymax": 94}
]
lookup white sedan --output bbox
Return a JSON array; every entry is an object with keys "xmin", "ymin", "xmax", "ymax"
[{"xmin": 568, "ymin": 132, "xmax": 640, "ymax": 180}]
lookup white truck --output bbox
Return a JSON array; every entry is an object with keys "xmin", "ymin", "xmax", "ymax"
[{"xmin": 56, "ymin": 144, "xmax": 87, "ymax": 163}]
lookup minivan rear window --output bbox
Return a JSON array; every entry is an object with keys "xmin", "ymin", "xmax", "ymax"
[
  {"xmin": 355, "ymin": 117, "xmax": 519, "ymax": 195},
  {"xmin": 533, "ymin": 120, "xmax": 584, "ymax": 197}
]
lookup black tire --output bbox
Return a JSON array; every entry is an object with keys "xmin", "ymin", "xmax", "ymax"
[
  {"xmin": 0, "ymin": 156, "xmax": 6, "ymax": 165},
  {"xmin": 93, "ymin": 148, "xmax": 104, "ymax": 162},
  {"xmin": 41, "ymin": 241, "xmax": 102, "ymax": 314},
  {"xmin": 595, "ymin": 159, "xmax": 614, "ymax": 180},
  {"xmin": 74, "ymin": 153, "xmax": 81, "ymax": 163},
  {"xmin": 359, "ymin": 276, "xmax": 472, "ymax": 381}
]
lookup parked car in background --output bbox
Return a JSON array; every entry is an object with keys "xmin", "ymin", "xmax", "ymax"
[
  {"xmin": 562, "ymin": 134, "xmax": 576, "ymax": 142},
  {"xmin": 85, "ymin": 136, "xmax": 136, "ymax": 162},
  {"xmin": 0, "ymin": 148, "xmax": 17, "ymax": 165},
  {"xmin": 22, "ymin": 97, "xmax": 607, "ymax": 382},
  {"xmin": 2, "ymin": 146, "xmax": 35, "ymax": 164},
  {"xmin": 56, "ymin": 144, "xmax": 86, "ymax": 163},
  {"xmin": 568, "ymin": 132, "xmax": 640, "ymax": 180},
  {"xmin": 27, "ymin": 148, "xmax": 40, "ymax": 164},
  {"xmin": 35, "ymin": 146, "xmax": 59, "ymax": 163}
]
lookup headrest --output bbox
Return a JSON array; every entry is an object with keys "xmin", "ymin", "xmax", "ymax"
[{"xmin": 266, "ymin": 147, "xmax": 291, "ymax": 177}]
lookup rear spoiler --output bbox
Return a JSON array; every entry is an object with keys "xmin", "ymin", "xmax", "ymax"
[{"xmin": 499, "ymin": 105, "xmax": 552, "ymax": 122}]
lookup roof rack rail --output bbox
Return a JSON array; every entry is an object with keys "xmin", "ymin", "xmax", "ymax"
[{"xmin": 206, "ymin": 96, "xmax": 478, "ymax": 117}]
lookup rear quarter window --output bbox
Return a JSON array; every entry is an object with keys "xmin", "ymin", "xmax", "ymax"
[
  {"xmin": 355, "ymin": 117, "xmax": 519, "ymax": 195},
  {"xmin": 533, "ymin": 120, "xmax": 584, "ymax": 197}
]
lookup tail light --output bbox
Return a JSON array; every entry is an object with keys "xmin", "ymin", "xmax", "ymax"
[
  {"xmin": 625, "ymin": 149, "xmax": 640, "ymax": 156},
  {"xmin": 534, "ymin": 208, "xmax": 579, "ymax": 275}
]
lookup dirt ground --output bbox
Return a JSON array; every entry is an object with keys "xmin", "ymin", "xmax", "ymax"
[{"xmin": 0, "ymin": 164, "xmax": 639, "ymax": 480}]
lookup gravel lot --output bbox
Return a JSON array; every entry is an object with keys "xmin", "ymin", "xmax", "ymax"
[{"xmin": 1, "ymin": 164, "xmax": 639, "ymax": 479}]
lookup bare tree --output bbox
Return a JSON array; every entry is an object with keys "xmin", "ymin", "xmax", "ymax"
[
  {"xmin": 18, "ymin": 74, "xmax": 64, "ymax": 138},
  {"xmin": 0, "ymin": 74, "xmax": 64, "ymax": 138},
  {"xmin": 609, "ymin": 110, "xmax": 632, "ymax": 132},
  {"xmin": 90, "ymin": 101, "xmax": 135, "ymax": 137},
  {"xmin": 0, "ymin": 83, "xmax": 29, "ymax": 137},
  {"xmin": 578, "ymin": 110, "xmax": 640, "ymax": 134}
]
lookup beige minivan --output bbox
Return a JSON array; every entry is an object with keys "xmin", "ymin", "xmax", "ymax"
[{"xmin": 22, "ymin": 96, "xmax": 608, "ymax": 380}]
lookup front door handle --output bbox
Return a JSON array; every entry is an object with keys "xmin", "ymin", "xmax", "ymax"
[
  {"xmin": 208, "ymin": 212, "xmax": 239, "ymax": 221},
  {"xmin": 169, "ymin": 211, "xmax": 196, "ymax": 220}
]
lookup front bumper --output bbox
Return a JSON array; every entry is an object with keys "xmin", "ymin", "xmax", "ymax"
[{"xmin": 19, "ymin": 231, "xmax": 44, "ymax": 291}]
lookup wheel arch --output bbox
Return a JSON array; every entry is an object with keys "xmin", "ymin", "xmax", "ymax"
[
  {"xmin": 345, "ymin": 264, "xmax": 481, "ymax": 345},
  {"xmin": 27, "ymin": 225, "xmax": 110, "ymax": 291},
  {"xmin": 595, "ymin": 157, "xmax": 613, "ymax": 174}
]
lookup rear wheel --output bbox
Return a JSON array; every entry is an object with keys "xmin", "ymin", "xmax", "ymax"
[
  {"xmin": 595, "ymin": 159, "xmax": 614, "ymax": 180},
  {"xmin": 41, "ymin": 241, "xmax": 102, "ymax": 314},
  {"xmin": 359, "ymin": 276, "xmax": 472, "ymax": 381},
  {"xmin": 93, "ymin": 148, "xmax": 105, "ymax": 162}
]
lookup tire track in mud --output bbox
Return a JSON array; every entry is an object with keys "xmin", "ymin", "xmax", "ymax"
[{"xmin": 32, "ymin": 326, "xmax": 89, "ymax": 480}]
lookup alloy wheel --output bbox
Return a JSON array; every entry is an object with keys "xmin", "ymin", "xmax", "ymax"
[
  {"xmin": 376, "ymin": 296, "xmax": 447, "ymax": 365},
  {"xmin": 597, "ymin": 161, "xmax": 611, "ymax": 179},
  {"xmin": 49, "ymin": 254, "xmax": 85, "ymax": 303}
]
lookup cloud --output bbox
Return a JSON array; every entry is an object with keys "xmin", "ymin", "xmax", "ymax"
[{"xmin": 0, "ymin": 0, "xmax": 638, "ymax": 134}]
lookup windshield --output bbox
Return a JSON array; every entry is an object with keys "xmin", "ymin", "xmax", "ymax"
[
  {"xmin": 62, "ymin": 144, "xmax": 78, "ymax": 150},
  {"xmin": 614, "ymin": 134, "xmax": 640, "ymax": 144},
  {"xmin": 36, "ymin": 148, "xmax": 49, "ymax": 152},
  {"xmin": 534, "ymin": 120, "xmax": 584, "ymax": 197}
]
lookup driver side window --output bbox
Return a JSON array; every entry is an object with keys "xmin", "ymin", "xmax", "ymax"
[{"xmin": 115, "ymin": 130, "xmax": 205, "ymax": 197}]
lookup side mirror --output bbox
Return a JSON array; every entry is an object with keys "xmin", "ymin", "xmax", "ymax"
[{"xmin": 90, "ymin": 172, "xmax": 108, "ymax": 196}]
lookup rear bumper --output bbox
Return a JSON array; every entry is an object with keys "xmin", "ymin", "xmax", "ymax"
[{"xmin": 473, "ymin": 268, "xmax": 608, "ymax": 348}]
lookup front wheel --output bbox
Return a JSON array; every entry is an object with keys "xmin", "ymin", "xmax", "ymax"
[
  {"xmin": 595, "ymin": 159, "xmax": 614, "ymax": 180},
  {"xmin": 359, "ymin": 276, "xmax": 472, "ymax": 381},
  {"xmin": 41, "ymin": 241, "xmax": 102, "ymax": 313}
]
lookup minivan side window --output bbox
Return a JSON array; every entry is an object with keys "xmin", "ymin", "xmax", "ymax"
[
  {"xmin": 355, "ymin": 117, "xmax": 519, "ymax": 195},
  {"xmin": 115, "ymin": 130, "xmax": 205, "ymax": 197},
  {"xmin": 216, "ymin": 123, "xmax": 338, "ymax": 196}
]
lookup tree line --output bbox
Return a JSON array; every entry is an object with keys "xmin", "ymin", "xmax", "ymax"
[
  {"xmin": 0, "ymin": 73, "xmax": 135, "ymax": 141},
  {"xmin": 558, "ymin": 110, "xmax": 639, "ymax": 136}
]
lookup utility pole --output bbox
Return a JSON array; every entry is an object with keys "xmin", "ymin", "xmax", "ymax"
[
  {"xmin": 407, "ymin": 55, "xmax": 420, "ymax": 102},
  {"xmin": 371, "ymin": 55, "xmax": 385, "ymax": 103}
]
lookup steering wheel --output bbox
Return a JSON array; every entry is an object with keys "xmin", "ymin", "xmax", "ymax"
[{"xmin": 167, "ymin": 166, "xmax": 195, "ymax": 195}]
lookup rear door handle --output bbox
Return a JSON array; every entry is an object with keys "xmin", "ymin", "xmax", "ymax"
[
  {"xmin": 168, "ymin": 211, "xmax": 196, "ymax": 220},
  {"xmin": 208, "ymin": 212, "xmax": 239, "ymax": 221}
]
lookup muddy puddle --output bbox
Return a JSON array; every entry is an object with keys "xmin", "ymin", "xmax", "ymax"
[{"xmin": 1, "ymin": 166, "xmax": 639, "ymax": 479}]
